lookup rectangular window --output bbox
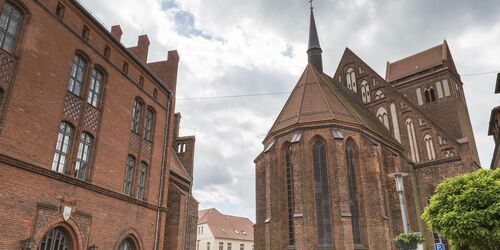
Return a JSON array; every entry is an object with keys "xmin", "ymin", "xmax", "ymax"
[
  {"xmin": 67, "ymin": 54, "xmax": 87, "ymax": 96},
  {"xmin": 123, "ymin": 61, "xmax": 129, "ymax": 75},
  {"xmin": 104, "ymin": 45, "xmax": 111, "ymax": 59},
  {"xmin": 207, "ymin": 242, "xmax": 210, "ymax": 250},
  {"xmin": 227, "ymin": 243, "xmax": 232, "ymax": 250},
  {"xmin": 443, "ymin": 79, "xmax": 451, "ymax": 96},
  {"xmin": 75, "ymin": 133, "xmax": 93, "ymax": 180},
  {"xmin": 87, "ymin": 68, "xmax": 104, "ymax": 108},
  {"xmin": 123, "ymin": 156, "xmax": 135, "ymax": 195},
  {"xmin": 219, "ymin": 242, "xmax": 223, "ymax": 250},
  {"xmin": 137, "ymin": 162, "xmax": 148, "ymax": 200},
  {"xmin": 197, "ymin": 240, "xmax": 200, "ymax": 250},
  {"xmin": 416, "ymin": 88, "xmax": 423, "ymax": 105},
  {"xmin": 56, "ymin": 2, "xmax": 65, "ymax": 19},
  {"xmin": 52, "ymin": 122, "xmax": 74, "ymax": 173},
  {"xmin": 240, "ymin": 244, "xmax": 244, "ymax": 250},
  {"xmin": 131, "ymin": 100, "xmax": 142, "ymax": 133},
  {"xmin": 139, "ymin": 76, "xmax": 144, "ymax": 88},
  {"xmin": 82, "ymin": 25, "xmax": 89, "ymax": 41},
  {"xmin": 144, "ymin": 108, "xmax": 154, "ymax": 141},
  {"xmin": 0, "ymin": 2, "xmax": 24, "ymax": 53}
]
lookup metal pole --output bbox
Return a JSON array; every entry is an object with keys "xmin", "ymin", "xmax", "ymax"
[{"xmin": 398, "ymin": 191, "xmax": 409, "ymax": 233}]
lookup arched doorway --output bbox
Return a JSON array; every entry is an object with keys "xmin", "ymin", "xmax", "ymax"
[{"xmin": 38, "ymin": 227, "xmax": 70, "ymax": 250}]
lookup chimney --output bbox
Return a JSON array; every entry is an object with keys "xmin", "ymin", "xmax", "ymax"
[
  {"xmin": 129, "ymin": 35, "xmax": 150, "ymax": 63},
  {"xmin": 111, "ymin": 25, "xmax": 123, "ymax": 41}
]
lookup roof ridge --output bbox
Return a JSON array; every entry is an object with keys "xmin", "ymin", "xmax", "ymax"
[{"xmin": 311, "ymin": 65, "xmax": 336, "ymax": 120}]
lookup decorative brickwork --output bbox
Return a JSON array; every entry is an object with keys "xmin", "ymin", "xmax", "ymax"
[
  {"xmin": 0, "ymin": 50, "xmax": 15, "ymax": 89},
  {"xmin": 63, "ymin": 94, "xmax": 83, "ymax": 122},
  {"xmin": 83, "ymin": 105, "xmax": 100, "ymax": 131}
]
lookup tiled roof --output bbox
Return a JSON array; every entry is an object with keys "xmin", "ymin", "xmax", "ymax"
[
  {"xmin": 386, "ymin": 40, "xmax": 457, "ymax": 82},
  {"xmin": 198, "ymin": 208, "xmax": 254, "ymax": 241},
  {"xmin": 266, "ymin": 64, "xmax": 399, "ymax": 147}
]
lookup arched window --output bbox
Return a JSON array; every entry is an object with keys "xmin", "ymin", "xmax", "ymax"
[
  {"xmin": 67, "ymin": 54, "xmax": 87, "ymax": 96},
  {"xmin": 424, "ymin": 87, "xmax": 436, "ymax": 103},
  {"xmin": 284, "ymin": 145, "xmax": 295, "ymax": 246},
  {"xmin": 430, "ymin": 88, "xmax": 436, "ymax": 101},
  {"xmin": 118, "ymin": 238, "xmax": 136, "ymax": 250},
  {"xmin": 312, "ymin": 139, "xmax": 333, "ymax": 247},
  {"xmin": 376, "ymin": 107, "xmax": 390, "ymax": 130},
  {"xmin": 424, "ymin": 134, "xmax": 436, "ymax": 160},
  {"xmin": 38, "ymin": 227, "xmax": 70, "ymax": 250},
  {"xmin": 137, "ymin": 161, "xmax": 148, "ymax": 200},
  {"xmin": 360, "ymin": 80, "xmax": 370, "ymax": 103},
  {"xmin": 0, "ymin": 1, "xmax": 24, "ymax": 53},
  {"xmin": 87, "ymin": 68, "xmax": 104, "ymax": 108},
  {"xmin": 131, "ymin": 99, "xmax": 143, "ymax": 134},
  {"xmin": 123, "ymin": 156, "xmax": 135, "ymax": 195},
  {"xmin": 346, "ymin": 67, "xmax": 357, "ymax": 93},
  {"xmin": 374, "ymin": 90, "xmax": 385, "ymax": 100},
  {"xmin": 143, "ymin": 108, "xmax": 154, "ymax": 141},
  {"xmin": 406, "ymin": 118, "xmax": 420, "ymax": 163},
  {"xmin": 345, "ymin": 141, "xmax": 363, "ymax": 245},
  {"xmin": 75, "ymin": 132, "xmax": 93, "ymax": 180},
  {"xmin": 52, "ymin": 122, "xmax": 74, "ymax": 173}
]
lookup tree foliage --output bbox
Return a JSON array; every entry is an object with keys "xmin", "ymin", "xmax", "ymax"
[{"xmin": 421, "ymin": 169, "xmax": 500, "ymax": 250}]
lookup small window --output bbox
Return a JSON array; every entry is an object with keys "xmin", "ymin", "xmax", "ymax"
[
  {"xmin": 290, "ymin": 130, "xmax": 303, "ymax": 143},
  {"xmin": 219, "ymin": 242, "xmax": 224, "ymax": 250},
  {"xmin": 240, "ymin": 244, "xmax": 244, "ymax": 250},
  {"xmin": 137, "ymin": 162, "xmax": 148, "ymax": 200},
  {"xmin": 207, "ymin": 242, "xmax": 210, "ymax": 250},
  {"xmin": 56, "ymin": 2, "xmax": 65, "ymax": 19},
  {"xmin": 123, "ymin": 61, "xmax": 129, "ymax": 75},
  {"xmin": 103, "ymin": 45, "xmax": 110, "ymax": 59},
  {"xmin": 227, "ymin": 243, "xmax": 232, "ymax": 250},
  {"xmin": 153, "ymin": 88, "xmax": 158, "ymax": 100},
  {"xmin": 139, "ymin": 76, "xmax": 144, "ymax": 88},
  {"xmin": 0, "ymin": 1, "xmax": 24, "ymax": 53},
  {"xmin": 331, "ymin": 128, "xmax": 344, "ymax": 139},
  {"xmin": 82, "ymin": 25, "xmax": 89, "ymax": 41},
  {"xmin": 123, "ymin": 156, "xmax": 135, "ymax": 195}
]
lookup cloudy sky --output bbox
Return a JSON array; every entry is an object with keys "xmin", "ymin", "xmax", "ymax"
[{"xmin": 81, "ymin": 0, "xmax": 498, "ymax": 221}]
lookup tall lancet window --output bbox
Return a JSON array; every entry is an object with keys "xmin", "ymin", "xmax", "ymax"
[
  {"xmin": 424, "ymin": 134, "xmax": 436, "ymax": 160},
  {"xmin": 312, "ymin": 139, "xmax": 333, "ymax": 246},
  {"xmin": 346, "ymin": 67, "xmax": 357, "ymax": 93},
  {"xmin": 406, "ymin": 118, "xmax": 420, "ymax": 162},
  {"xmin": 346, "ymin": 141, "xmax": 363, "ymax": 245},
  {"xmin": 285, "ymin": 145, "xmax": 295, "ymax": 246}
]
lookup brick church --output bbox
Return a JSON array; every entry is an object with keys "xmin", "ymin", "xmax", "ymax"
[
  {"xmin": 254, "ymin": 6, "xmax": 480, "ymax": 250},
  {"xmin": 0, "ymin": 0, "xmax": 197, "ymax": 249}
]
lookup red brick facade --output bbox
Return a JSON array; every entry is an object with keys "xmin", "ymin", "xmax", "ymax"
[
  {"xmin": 255, "ymin": 43, "xmax": 479, "ymax": 249},
  {"xmin": 0, "ymin": 0, "xmax": 196, "ymax": 249}
]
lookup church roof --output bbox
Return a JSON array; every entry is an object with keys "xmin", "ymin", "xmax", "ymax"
[
  {"xmin": 265, "ymin": 64, "xmax": 399, "ymax": 147},
  {"xmin": 170, "ymin": 150, "xmax": 191, "ymax": 181},
  {"xmin": 386, "ymin": 40, "xmax": 458, "ymax": 82}
]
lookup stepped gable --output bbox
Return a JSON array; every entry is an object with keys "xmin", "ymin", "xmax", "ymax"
[
  {"xmin": 386, "ymin": 40, "xmax": 459, "ymax": 82},
  {"xmin": 266, "ymin": 64, "xmax": 400, "ymax": 147}
]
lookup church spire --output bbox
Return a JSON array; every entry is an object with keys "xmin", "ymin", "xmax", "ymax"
[{"xmin": 307, "ymin": 0, "xmax": 323, "ymax": 72}]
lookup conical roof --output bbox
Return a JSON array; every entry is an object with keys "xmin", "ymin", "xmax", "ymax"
[{"xmin": 265, "ymin": 64, "xmax": 400, "ymax": 147}]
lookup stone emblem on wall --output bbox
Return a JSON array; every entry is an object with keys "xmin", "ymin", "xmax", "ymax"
[{"xmin": 62, "ymin": 205, "xmax": 72, "ymax": 221}]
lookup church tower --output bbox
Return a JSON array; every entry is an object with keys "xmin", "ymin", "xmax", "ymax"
[{"xmin": 254, "ymin": 5, "xmax": 419, "ymax": 249}]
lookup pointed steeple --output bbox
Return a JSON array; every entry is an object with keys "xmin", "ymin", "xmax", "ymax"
[{"xmin": 307, "ymin": 2, "xmax": 323, "ymax": 72}]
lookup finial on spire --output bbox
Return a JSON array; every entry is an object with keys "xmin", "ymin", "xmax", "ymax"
[
  {"xmin": 309, "ymin": 0, "xmax": 314, "ymax": 10},
  {"xmin": 307, "ymin": 0, "xmax": 323, "ymax": 72}
]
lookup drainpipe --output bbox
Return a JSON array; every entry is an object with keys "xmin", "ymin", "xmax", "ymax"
[
  {"xmin": 154, "ymin": 93, "xmax": 172, "ymax": 250},
  {"xmin": 183, "ymin": 182, "xmax": 193, "ymax": 250}
]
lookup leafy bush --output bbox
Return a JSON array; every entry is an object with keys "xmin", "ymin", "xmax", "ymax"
[
  {"xmin": 394, "ymin": 232, "xmax": 424, "ymax": 244},
  {"xmin": 421, "ymin": 169, "xmax": 500, "ymax": 250}
]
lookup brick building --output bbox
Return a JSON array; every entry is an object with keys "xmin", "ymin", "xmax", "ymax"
[
  {"xmin": 0, "ymin": 0, "xmax": 197, "ymax": 249},
  {"xmin": 488, "ymin": 74, "xmax": 499, "ymax": 169},
  {"xmin": 254, "ymin": 7, "xmax": 479, "ymax": 250}
]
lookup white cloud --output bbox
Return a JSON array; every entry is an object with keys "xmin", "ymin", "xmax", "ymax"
[{"xmin": 81, "ymin": 0, "xmax": 499, "ymax": 221}]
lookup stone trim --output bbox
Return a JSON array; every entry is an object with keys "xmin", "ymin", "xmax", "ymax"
[{"xmin": 412, "ymin": 156, "xmax": 461, "ymax": 169}]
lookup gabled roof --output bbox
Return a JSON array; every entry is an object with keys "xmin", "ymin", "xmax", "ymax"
[
  {"xmin": 265, "ymin": 64, "xmax": 400, "ymax": 147},
  {"xmin": 386, "ymin": 40, "xmax": 458, "ymax": 82},
  {"xmin": 198, "ymin": 208, "xmax": 254, "ymax": 242}
]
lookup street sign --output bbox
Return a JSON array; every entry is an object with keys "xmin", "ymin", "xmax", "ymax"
[{"xmin": 435, "ymin": 243, "xmax": 444, "ymax": 250}]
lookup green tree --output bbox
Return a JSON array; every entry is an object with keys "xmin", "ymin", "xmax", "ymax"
[{"xmin": 421, "ymin": 169, "xmax": 500, "ymax": 250}]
